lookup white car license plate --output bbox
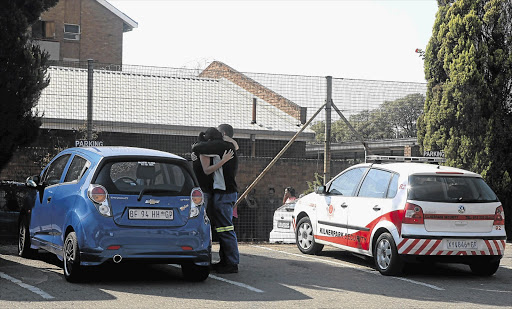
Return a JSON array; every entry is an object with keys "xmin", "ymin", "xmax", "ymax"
[
  {"xmin": 446, "ymin": 239, "xmax": 477, "ymax": 250},
  {"xmin": 128, "ymin": 208, "xmax": 174, "ymax": 220},
  {"xmin": 277, "ymin": 221, "xmax": 290, "ymax": 229}
]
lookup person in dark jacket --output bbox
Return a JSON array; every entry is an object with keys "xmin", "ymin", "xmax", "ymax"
[{"xmin": 192, "ymin": 124, "xmax": 239, "ymax": 274}]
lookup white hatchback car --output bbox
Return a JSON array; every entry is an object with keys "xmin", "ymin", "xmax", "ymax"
[
  {"xmin": 293, "ymin": 156, "xmax": 507, "ymax": 276},
  {"xmin": 269, "ymin": 202, "xmax": 296, "ymax": 244}
]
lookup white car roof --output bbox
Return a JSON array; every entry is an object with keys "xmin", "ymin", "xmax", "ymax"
[{"xmin": 351, "ymin": 162, "xmax": 482, "ymax": 178}]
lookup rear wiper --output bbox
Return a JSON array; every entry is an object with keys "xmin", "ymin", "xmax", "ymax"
[{"xmin": 137, "ymin": 188, "xmax": 177, "ymax": 201}]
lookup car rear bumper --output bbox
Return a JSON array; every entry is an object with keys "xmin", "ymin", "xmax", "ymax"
[
  {"xmin": 269, "ymin": 229, "xmax": 295, "ymax": 244},
  {"xmin": 80, "ymin": 247, "xmax": 211, "ymax": 266},
  {"xmin": 77, "ymin": 214, "xmax": 211, "ymax": 266},
  {"xmin": 397, "ymin": 237, "xmax": 506, "ymax": 256},
  {"xmin": 400, "ymin": 254, "xmax": 502, "ymax": 264}
]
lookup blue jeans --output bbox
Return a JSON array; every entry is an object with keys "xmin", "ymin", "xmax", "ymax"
[{"xmin": 211, "ymin": 192, "xmax": 239, "ymax": 265}]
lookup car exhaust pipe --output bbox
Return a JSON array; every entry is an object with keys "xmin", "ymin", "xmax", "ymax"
[{"xmin": 113, "ymin": 254, "xmax": 122, "ymax": 263}]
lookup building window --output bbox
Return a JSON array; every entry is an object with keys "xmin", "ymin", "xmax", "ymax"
[
  {"xmin": 63, "ymin": 24, "xmax": 80, "ymax": 40},
  {"xmin": 32, "ymin": 20, "xmax": 55, "ymax": 39}
]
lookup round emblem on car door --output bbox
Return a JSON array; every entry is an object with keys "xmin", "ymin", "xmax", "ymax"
[
  {"xmin": 458, "ymin": 205, "xmax": 465, "ymax": 213},
  {"xmin": 327, "ymin": 204, "xmax": 335, "ymax": 218}
]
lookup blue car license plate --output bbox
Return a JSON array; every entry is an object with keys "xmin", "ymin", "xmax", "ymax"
[{"xmin": 128, "ymin": 208, "xmax": 174, "ymax": 220}]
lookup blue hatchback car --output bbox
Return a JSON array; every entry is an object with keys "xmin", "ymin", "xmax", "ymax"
[{"xmin": 18, "ymin": 147, "xmax": 211, "ymax": 282}]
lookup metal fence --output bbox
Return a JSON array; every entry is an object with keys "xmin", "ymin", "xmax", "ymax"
[{"xmin": 0, "ymin": 60, "xmax": 427, "ymax": 242}]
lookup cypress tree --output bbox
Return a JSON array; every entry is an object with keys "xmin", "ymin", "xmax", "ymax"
[
  {"xmin": 0, "ymin": 0, "xmax": 58, "ymax": 171},
  {"xmin": 417, "ymin": 0, "xmax": 512, "ymax": 238}
]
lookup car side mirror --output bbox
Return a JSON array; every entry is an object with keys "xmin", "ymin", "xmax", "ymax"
[
  {"xmin": 26, "ymin": 175, "xmax": 40, "ymax": 188},
  {"xmin": 315, "ymin": 186, "xmax": 326, "ymax": 195}
]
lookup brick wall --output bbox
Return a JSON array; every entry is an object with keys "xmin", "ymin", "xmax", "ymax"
[
  {"xmin": 0, "ymin": 129, "xmax": 311, "ymax": 181},
  {"xmin": 237, "ymin": 157, "xmax": 349, "ymax": 202},
  {"xmin": 82, "ymin": 0, "xmax": 124, "ymax": 65},
  {"xmin": 40, "ymin": 0, "xmax": 124, "ymax": 64}
]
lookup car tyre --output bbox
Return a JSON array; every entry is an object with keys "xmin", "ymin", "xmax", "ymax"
[
  {"xmin": 296, "ymin": 217, "xmax": 323, "ymax": 255},
  {"xmin": 470, "ymin": 260, "xmax": 500, "ymax": 276},
  {"xmin": 181, "ymin": 262, "xmax": 210, "ymax": 282},
  {"xmin": 18, "ymin": 217, "xmax": 37, "ymax": 258},
  {"xmin": 374, "ymin": 232, "xmax": 402, "ymax": 276},
  {"xmin": 63, "ymin": 232, "xmax": 83, "ymax": 282}
]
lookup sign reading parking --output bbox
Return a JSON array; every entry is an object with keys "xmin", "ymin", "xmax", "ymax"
[
  {"xmin": 75, "ymin": 140, "xmax": 104, "ymax": 147},
  {"xmin": 424, "ymin": 150, "xmax": 445, "ymax": 158}
]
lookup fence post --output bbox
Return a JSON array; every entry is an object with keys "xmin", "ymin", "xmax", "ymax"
[
  {"xmin": 251, "ymin": 98, "xmax": 257, "ymax": 124},
  {"xmin": 324, "ymin": 76, "xmax": 332, "ymax": 184},
  {"xmin": 87, "ymin": 59, "xmax": 94, "ymax": 140}
]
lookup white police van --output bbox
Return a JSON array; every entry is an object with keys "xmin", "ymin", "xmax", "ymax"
[{"xmin": 293, "ymin": 156, "xmax": 506, "ymax": 276}]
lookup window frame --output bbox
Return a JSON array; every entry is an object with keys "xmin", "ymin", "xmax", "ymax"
[
  {"xmin": 42, "ymin": 154, "xmax": 72, "ymax": 187},
  {"xmin": 356, "ymin": 168, "xmax": 399, "ymax": 199},
  {"xmin": 63, "ymin": 23, "xmax": 81, "ymax": 41},
  {"xmin": 63, "ymin": 155, "xmax": 91, "ymax": 184},
  {"xmin": 327, "ymin": 167, "xmax": 369, "ymax": 197}
]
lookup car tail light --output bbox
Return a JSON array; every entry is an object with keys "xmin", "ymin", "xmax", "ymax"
[
  {"xmin": 493, "ymin": 205, "xmax": 505, "ymax": 225},
  {"xmin": 190, "ymin": 188, "xmax": 203, "ymax": 218},
  {"xmin": 88, "ymin": 184, "xmax": 112, "ymax": 217},
  {"xmin": 403, "ymin": 202, "xmax": 424, "ymax": 224},
  {"xmin": 89, "ymin": 185, "xmax": 107, "ymax": 203}
]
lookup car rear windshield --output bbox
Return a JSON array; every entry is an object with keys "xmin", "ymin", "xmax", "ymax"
[
  {"xmin": 408, "ymin": 175, "xmax": 498, "ymax": 203},
  {"xmin": 93, "ymin": 160, "xmax": 195, "ymax": 196}
]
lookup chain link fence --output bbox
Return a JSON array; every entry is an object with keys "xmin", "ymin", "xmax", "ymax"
[{"xmin": 0, "ymin": 60, "xmax": 427, "ymax": 242}]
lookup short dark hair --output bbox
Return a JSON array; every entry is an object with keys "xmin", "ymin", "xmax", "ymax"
[
  {"xmin": 218, "ymin": 124, "xmax": 234, "ymax": 137},
  {"xmin": 285, "ymin": 187, "xmax": 296, "ymax": 197},
  {"xmin": 204, "ymin": 127, "xmax": 223, "ymax": 140}
]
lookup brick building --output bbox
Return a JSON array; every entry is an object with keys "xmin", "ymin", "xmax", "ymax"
[
  {"xmin": 31, "ymin": 0, "xmax": 137, "ymax": 64},
  {"xmin": 200, "ymin": 61, "xmax": 308, "ymax": 124}
]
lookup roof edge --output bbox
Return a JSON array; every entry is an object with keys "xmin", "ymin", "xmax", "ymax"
[{"xmin": 96, "ymin": 0, "xmax": 138, "ymax": 31}]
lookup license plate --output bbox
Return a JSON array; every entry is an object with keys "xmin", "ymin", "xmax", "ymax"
[
  {"xmin": 277, "ymin": 221, "xmax": 290, "ymax": 229},
  {"xmin": 128, "ymin": 208, "xmax": 174, "ymax": 220},
  {"xmin": 446, "ymin": 239, "xmax": 477, "ymax": 250}
]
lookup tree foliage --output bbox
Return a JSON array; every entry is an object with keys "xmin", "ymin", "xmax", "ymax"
[
  {"xmin": 311, "ymin": 93, "xmax": 425, "ymax": 143},
  {"xmin": 0, "ymin": 0, "xmax": 58, "ymax": 172},
  {"xmin": 417, "ymin": 0, "xmax": 512, "ymax": 237},
  {"xmin": 303, "ymin": 172, "xmax": 324, "ymax": 196}
]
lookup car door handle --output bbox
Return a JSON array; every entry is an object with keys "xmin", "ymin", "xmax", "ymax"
[
  {"xmin": 47, "ymin": 196, "xmax": 52, "ymax": 203},
  {"xmin": 373, "ymin": 205, "xmax": 381, "ymax": 211},
  {"xmin": 340, "ymin": 203, "xmax": 348, "ymax": 208}
]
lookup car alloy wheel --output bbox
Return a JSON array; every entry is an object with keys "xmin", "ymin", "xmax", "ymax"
[
  {"xmin": 374, "ymin": 232, "xmax": 402, "ymax": 276},
  {"xmin": 63, "ymin": 232, "xmax": 82, "ymax": 282},
  {"xmin": 296, "ymin": 217, "xmax": 323, "ymax": 255},
  {"xmin": 298, "ymin": 221, "xmax": 313, "ymax": 251},
  {"xmin": 376, "ymin": 238, "xmax": 392, "ymax": 270},
  {"xmin": 18, "ymin": 223, "xmax": 26, "ymax": 254},
  {"xmin": 18, "ymin": 217, "xmax": 36, "ymax": 258}
]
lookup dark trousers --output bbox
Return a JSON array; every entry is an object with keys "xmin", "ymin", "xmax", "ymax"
[{"xmin": 211, "ymin": 192, "xmax": 239, "ymax": 265}]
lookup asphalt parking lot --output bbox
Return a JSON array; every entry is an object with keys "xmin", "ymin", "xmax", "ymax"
[{"xmin": 1, "ymin": 239, "xmax": 512, "ymax": 309}]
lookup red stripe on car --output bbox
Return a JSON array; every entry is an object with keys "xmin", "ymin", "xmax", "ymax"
[
  {"xmin": 425, "ymin": 240, "xmax": 442, "ymax": 255},
  {"xmin": 402, "ymin": 239, "xmax": 421, "ymax": 254}
]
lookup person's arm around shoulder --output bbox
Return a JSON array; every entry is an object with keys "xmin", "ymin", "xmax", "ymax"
[
  {"xmin": 200, "ymin": 149, "xmax": 234, "ymax": 175},
  {"xmin": 223, "ymin": 136, "xmax": 239, "ymax": 151}
]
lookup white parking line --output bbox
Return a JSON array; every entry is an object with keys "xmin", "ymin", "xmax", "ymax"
[
  {"xmin": 0, "ymin": 271, "xmax": 54, "ymax": 299},
  {"xmin": 252, "ymin": 245, "xmax": 445, "ymax": 291},
  {"xmin": 470, "ymin": 288, "xmax": 512, "ymax": 293},
  {"xmin": 209, "ymin": 274, "xmax": 264, "ymax": 293},
  {"xmin": 168, "ymin": 265, "xmax": 264, "ymax": 293}
]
